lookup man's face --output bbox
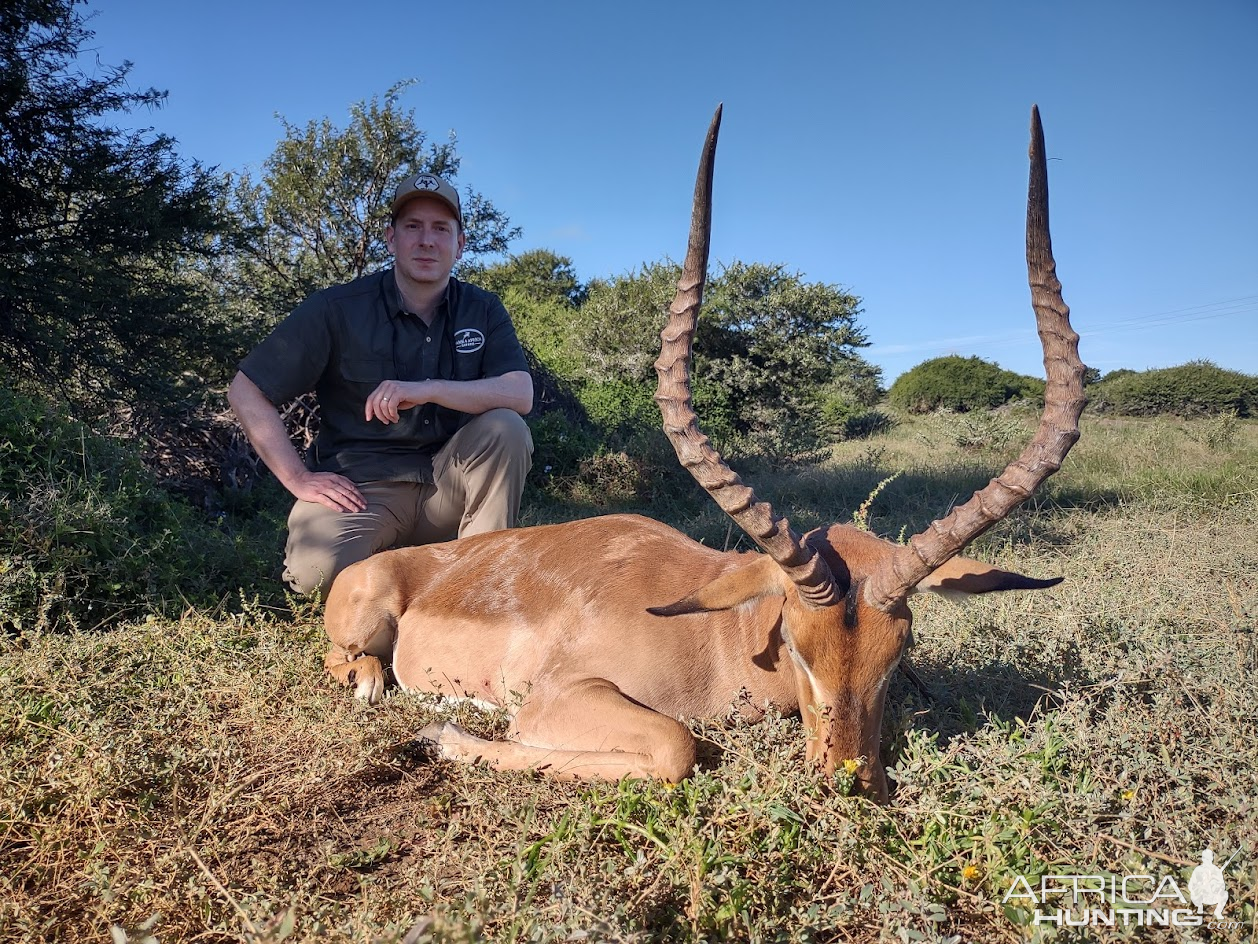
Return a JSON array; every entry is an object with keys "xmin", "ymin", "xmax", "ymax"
[{"xmin": 387, "ymin": 196, "xmax": 465, "ymax": 287}]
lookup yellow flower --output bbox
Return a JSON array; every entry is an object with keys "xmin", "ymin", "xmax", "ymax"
[
  {"xmin": 1121, "ymin": 789, "xmax": 1136, "ymax": 802},
  {"xmin": 842, "ymin": 758, "xmax": 861, "ymax": 775},
  {"xmin": 962, "ymin": 865, "xmax": 981, "ymax": 882}
]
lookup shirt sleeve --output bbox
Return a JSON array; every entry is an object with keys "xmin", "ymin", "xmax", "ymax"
[
  {"xmin": 237, "ymin": 293, "xmax": 333, "ymax": 405},
  {"xmin": 478, "ymin": 295, "xmax": 531, "ymax": 378}
]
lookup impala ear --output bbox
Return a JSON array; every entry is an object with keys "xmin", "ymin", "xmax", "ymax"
[
  {"xmin": 648, "ymin": 554, "xmax": 785, "ymax": 616},
  {"xmin": 913, "ymin": 554, "xmax": 1063, "ymax": 601}
]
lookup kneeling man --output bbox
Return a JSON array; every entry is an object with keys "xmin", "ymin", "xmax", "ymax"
[{"xmin": 229, "ymin": 172, "xmax": 533, "ymax": 597}]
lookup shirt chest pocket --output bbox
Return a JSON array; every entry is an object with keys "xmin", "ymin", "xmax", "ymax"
[
  {"xmin": 339, "ymin": 358, "xmax": 395, "ymax": 396},
  {"xmin": 451, "ymin": 327, "xmax": 486, "ymax": 381}
]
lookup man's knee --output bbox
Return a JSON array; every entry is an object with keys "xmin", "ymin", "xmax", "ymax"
[
  {"xmin": 451, "ymin": 410, "xmax": 533, "ymax": 483},
  {"xmin": 468, "ymin": 409, "xmax": 533, "ymax": 461},
  {"xmin": 283, "ymin": 504, "xmax": 382, "ymax": 598},
  {"xmin": 435, "ymin": 411, "xmax": 533, "ymax": 537},
  {"xmin": 283, "ymin": 541, "xmax": 364, "ymax": 598}
]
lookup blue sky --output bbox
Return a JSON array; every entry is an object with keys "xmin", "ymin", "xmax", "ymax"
[{"xmin": 83, "ymin": 0, "xmax": 1256, "ymax": 384}]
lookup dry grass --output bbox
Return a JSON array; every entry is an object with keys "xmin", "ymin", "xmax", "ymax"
[{"xmin": 2, "ymin": 413, "xmax": 1255, "ymax": 943}]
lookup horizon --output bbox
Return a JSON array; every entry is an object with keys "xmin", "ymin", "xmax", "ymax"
[{"xmin": 82, "ymin": 0, "xmax": 1257, "ymax": 385}]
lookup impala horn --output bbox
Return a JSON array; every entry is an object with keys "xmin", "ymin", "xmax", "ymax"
[
  {"xmin": 864, "ymin": 105, "xmax": 1087, "ymax": 612},
  {"xmin": 654, "ymin": 104, "xmax": 840, "ymax": 610}
]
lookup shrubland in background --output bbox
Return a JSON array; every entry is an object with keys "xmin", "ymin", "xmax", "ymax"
[{"xmin": 2, "ymin": 5, "xmax": 1254, "ymax": 942}]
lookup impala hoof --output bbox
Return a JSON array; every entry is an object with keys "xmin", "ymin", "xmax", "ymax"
[
  {"xmin": 355, "ymin": 672, "xmax": 385, "ymax": 705},
  {"xmin": 415, "ymin": 722, "xmax": 454, "ymax": 758}
]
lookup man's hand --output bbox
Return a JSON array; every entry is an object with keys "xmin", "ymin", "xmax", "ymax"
[
  {"xmin": 289, "ymin": 470, "xmax": 367, "ymax": 512},
  {"xmin": 229, "ymin": 372, "xmax": 368, "ymax": 513},
  {"xmin": 366, "ymin": 372, "xmax": 533, "ymax": 423},
  {"xmin": 366, "ymin": 381, "xmax": 427, "ymax": 425}
]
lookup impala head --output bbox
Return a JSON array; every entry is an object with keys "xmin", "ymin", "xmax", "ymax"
[{"xmin": 653, "ymin": 105, "xmax": 1085, "ymax": 802}]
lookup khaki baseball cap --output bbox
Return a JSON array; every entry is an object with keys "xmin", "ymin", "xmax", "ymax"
[{"xmin": 391, "ymin": 172, "xmax": 462, "ymax": 224}]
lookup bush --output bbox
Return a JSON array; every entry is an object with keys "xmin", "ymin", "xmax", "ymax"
[
  {"xmin": 495, "ymin": 257, "xmax": 891, "ymax": 461},
  {"xmin": 1090, "ymin": 360, "xmax": 1257, "ymax": 417},
  {"xmin": 888, "ymin": 356, "xmax": 1044, "ymax": 414},
  {"xmin": 525, "ymin": 411, "xmax": 602, "ymax": 487},
  {"xmin": 470, "ymin": 250, "xmax": 588, "ymax": 309},
  {"xmin": 0, "ymin": 385, "xmax": 279, "ymax": 633},
  {"xmin": 945, "ymin": 408, "xmax": 1028, "ymax": 452},
  {"xmin": 820, "ymin": 394, "xmax": 896, "ymax": 441},
  {"xmin": 525, "ymin": 409, "xmax": 691, "ymax": 512},
  {"xmin": 576, "ymin": 379, "xmax": 660, "ymax": 441},
  {"xmin": 1181, "ymin": 411, "xmax": 1241, "ymax": 450},
  {"xmin": 502, "ymin": 288, "xmax": 586, "ymax": 383}
]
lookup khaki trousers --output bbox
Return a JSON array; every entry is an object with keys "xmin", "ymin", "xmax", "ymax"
[{"xmin": 282, "ymin": 408, "xmax": 533, "ymax": 597}]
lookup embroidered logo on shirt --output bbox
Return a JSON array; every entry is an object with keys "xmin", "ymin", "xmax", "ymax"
[{"xmin": 454, "ymin": 328, "xmax": 485, "ymax": 354}]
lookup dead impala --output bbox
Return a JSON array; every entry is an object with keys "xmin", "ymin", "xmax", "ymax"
[{"xmin": 323, "ymin": 105, "xmax": 1085, "ymax": 801}]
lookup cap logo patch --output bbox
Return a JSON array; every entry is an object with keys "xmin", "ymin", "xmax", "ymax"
[
  {"xmin": 415, "ymin": 174, "xmax": 441, "ymax": 191},
  {"xmin": 454, "ymin": 328, "xmax": 485, "ymax": 354}
]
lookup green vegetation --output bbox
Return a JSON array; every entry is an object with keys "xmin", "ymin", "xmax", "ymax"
[
  {"xmin": 888, "ymin": 356, "xmax": 1045, "ymax": 414},
  {"xmin": 3, "ymin": 5, "xmax": 1256, "ymax": 942},
  {"xmin": 888, "ymin": 357, "xmax": 1258, "ymax": 424},
  {"xmin": 1090, "ymin": 360, "xmax": 1257, "ymax": 417},
  {"xmin": 494, "ymin": 258, "xmax": 888, "ymax": 465},
  {"xmin": 0, "ymin": 0, "xmax": 235, "ymax": 413},
  {"xmin": 0, "ymin": 384, "xmax": 282, "ymax": 634},
  {"xmin": 3, "ymin": 413, "xmax": 1255, "ymax": 942}
]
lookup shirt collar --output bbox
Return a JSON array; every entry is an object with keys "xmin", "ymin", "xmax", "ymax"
[{"xmin": 384, "ymin": 269, "xmax": 456, "ymax": 321}]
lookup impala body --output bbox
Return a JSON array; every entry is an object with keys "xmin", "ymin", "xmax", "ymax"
[
  {"xmin": 323, "ymin": 105, "xmax": 1085, "ymax": 802},
  {"xmin": 327, "ymin": 514, "xmax": 1058, "ymax": 800}
]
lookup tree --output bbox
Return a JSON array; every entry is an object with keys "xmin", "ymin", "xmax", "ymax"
[
  {"xmin": 698, "ymin": 262, "xmax": 879, "ymax": 454},
  {"xmin": 471, "ymin": 251, "xmax": 591, "ymax": 417},
  {"xmin": 471, "ymin": 249, "xmax": 588, "ymax": 308},
  {"xmin": 554, "ymin": 261, "xmax": 880, "ymax": 457},
  {"xmin": 224, "ymin": 82, "xmax": 521, "ymax": 337},
  {"xmin": 572, "ymin": 262, "xmax": 682, "ymax": 387},
  {"xmin": 0, "ymin": 0, "xmax": 236, "ymax": 410}
]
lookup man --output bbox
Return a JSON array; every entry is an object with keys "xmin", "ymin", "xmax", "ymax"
[{"xmin": 228, "ymin": 172, "xmax": 533, "ymax": 597}]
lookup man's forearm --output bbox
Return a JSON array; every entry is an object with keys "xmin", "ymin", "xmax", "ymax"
[
  {"xmin": 423, "ymin": 371, "xmax": 533, "ymax": 415},
  {"xmin": 227, "ymin": 371, "xmax": 310, "ymax": 491},
  {"xmin": 228, "ymin": 371, "xmax": 366, "ymax": 512},
  {"xmin": 367, "ymin": 370, "xmax": 533, "ymax": 424}
]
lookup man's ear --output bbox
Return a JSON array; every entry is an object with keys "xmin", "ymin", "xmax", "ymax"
[{"xmin": 648, "ymin": 554, "xmax": 785, "ymax": 616}]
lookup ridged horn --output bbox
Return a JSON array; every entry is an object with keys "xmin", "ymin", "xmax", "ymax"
[
  {"xmin": 654, "ymin": 105, "xmax": 839, "ymax": 609},
  {"xmin": 864, "ymin": 105, "xmax": 1087, "ymax": 613}
]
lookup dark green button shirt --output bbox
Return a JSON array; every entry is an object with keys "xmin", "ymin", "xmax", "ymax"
[{"xmin": 239, "ymin": 269, "xmax": 530, "ymax": 485}]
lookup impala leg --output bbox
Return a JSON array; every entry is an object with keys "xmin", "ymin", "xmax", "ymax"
[
  {"xmin": 418, "ymin": 677, "xmax": 697, "ymax": 783},
  {"xmin": 324, "ymin": 647, "xmax": 388, "ymax": 704},
  {"xmin": 323, "ymin": 598, "xmax": 396, "ymax": 705}
]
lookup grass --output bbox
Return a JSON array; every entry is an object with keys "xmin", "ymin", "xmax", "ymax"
[{"xmin": 1, "ymin": 412, "xmax": 1256, "ymax": 942}]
